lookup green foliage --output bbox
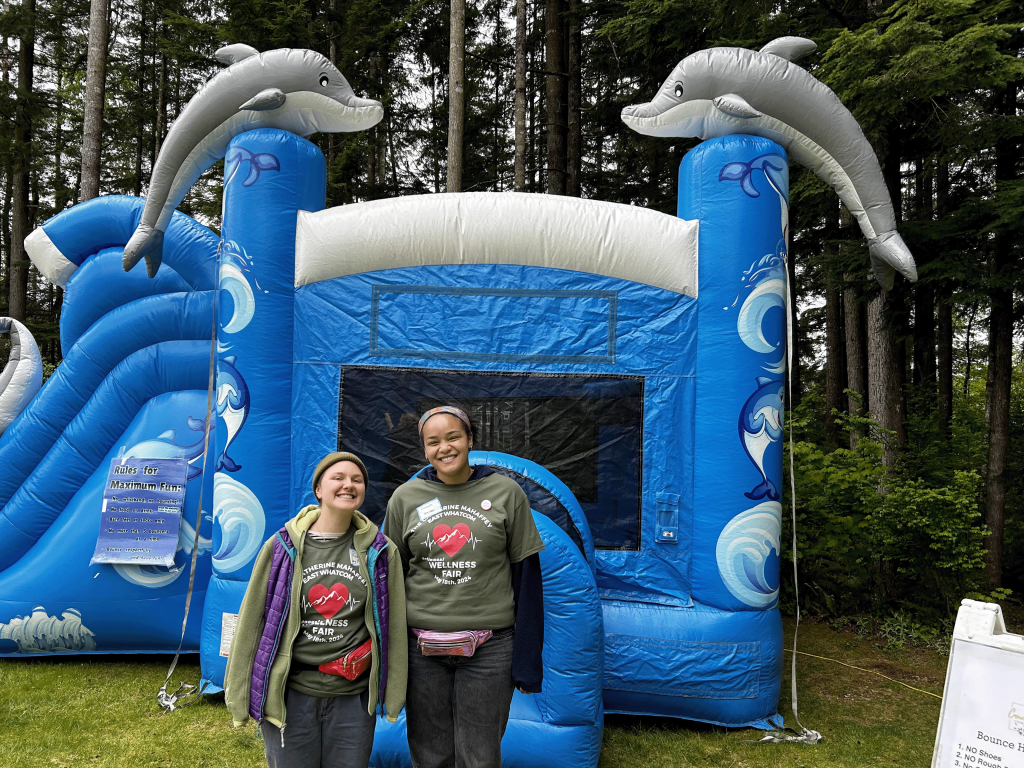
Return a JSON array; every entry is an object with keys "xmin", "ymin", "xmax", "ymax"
[
  {"xmin": 786, "ymin": 406, "xmax": 997, "ymax": 623},
  {"xmin": 869, "ymin": 470, "xmax": 986, "ymax": 610}
]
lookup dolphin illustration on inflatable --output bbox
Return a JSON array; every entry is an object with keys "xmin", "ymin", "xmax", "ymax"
[
  {"xmin": 739, "ymin": 377, "xmax": 784, "ymax": 501},
  {"xmin": 0, "ymin": 318, "xmax": 43, "ymax": 435},
  {"xmin": 215, "ymin": 356, "xmax": 249, "ymax": 473},
  {"xmin": 123, "ymin": 44, "xmax": 384, "ymax": 278},
  {"xmin": 621, "ymin": 36, "xmax": 918, "ymax": 290},
  {"xmin": 120, "ymin": 416, "xmax": 209, "ymax": 480}
]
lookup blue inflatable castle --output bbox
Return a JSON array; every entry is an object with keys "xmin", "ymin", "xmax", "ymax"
[{"xmin": 0, "ymin": 37, "xmax": 916, "ymax": 768}]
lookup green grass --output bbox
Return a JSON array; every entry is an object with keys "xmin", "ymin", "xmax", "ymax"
[{"xmin": 0, "ymin": 619, "xmax": 949, "ymax": 768}]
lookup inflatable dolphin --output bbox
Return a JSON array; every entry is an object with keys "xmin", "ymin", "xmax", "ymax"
[
  {"xmin": 124, "ymin": 45, "xmax": 383, "ymax": 278},
  {"xmin": 621, "ymin": 36, "xmax": 918, "ymax": 290},
  {"xmin": 0, "ymin": 318, "xmax": 43, "ymax": 435}
]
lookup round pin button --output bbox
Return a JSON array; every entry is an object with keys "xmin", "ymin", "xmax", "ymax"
[{"xmin": 481, "ymin": 499, "xmax": 492, "ymax": 511}]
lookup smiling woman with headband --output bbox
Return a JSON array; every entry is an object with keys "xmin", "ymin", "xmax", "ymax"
[
  {"xmin": 383, "ymin": 406, "xmax": 546, "ymax": 768},
  {"xmin": 224, "ymin": 451, "xmax": 407, "ymax": 768}
]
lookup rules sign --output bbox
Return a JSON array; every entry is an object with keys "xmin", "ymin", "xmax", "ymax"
[
  {"xmin": 90, "ymin": 458, "xmax": 188, "ymax": 567},
  {"xmin": 933, "ymin": 600, "xmax": 1024, "ymax": 768}
]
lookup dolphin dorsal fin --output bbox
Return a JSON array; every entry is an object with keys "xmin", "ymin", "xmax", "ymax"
[
  {"xmin": 756, "ymin": 377, "xmax": 774, "ymax": 387},
  {"xmin": 713, "ymin": 93, "xmax": 761, "ymax": 119},
  {"xmin": 760, "ymin": 36, "xmax": 817, "ymax": 62},
  {"xmin": 215, "ymin": 43, "xmax": 260, "ymax": 66},
  {"xmin": 159, "ymin": 429, "xmax": 177, "ymax": 439},
  {"xmin": 240, "ymin": 88, "xmax": 287, "ymax": 112}
]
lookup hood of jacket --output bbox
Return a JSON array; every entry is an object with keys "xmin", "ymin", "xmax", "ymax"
[{"xmin": 287, "ymin": 504, "xmax": 379, "ymax": 547}]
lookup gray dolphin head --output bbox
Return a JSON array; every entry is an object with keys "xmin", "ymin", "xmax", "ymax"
[
  {"xmin": 620, "ymin": 38, "xmax": 918, "ymax": 288},
  {"xmin": 620, "ymin": 52, "xmax": 717, "ymax": 130},
  {"xmin": 123, "ymin": 46, "xmax": 383, "ymax": 277},
  {"xmin": 210, "ymin": 47, "xmax": 384, "ymax": 135}
]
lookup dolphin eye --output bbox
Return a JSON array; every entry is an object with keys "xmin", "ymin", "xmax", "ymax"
[
  {"xmin": 319, "ymin": 74, "xmax": 329, "ymax": 87},
  {"xmin": 674, "ymin": 82, "xmax": 684, "ymax": 98}
]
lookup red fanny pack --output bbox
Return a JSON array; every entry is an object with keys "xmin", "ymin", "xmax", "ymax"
[{"xmin": 318, "ymin": 638, "xmax": 372, "ymax": 680}]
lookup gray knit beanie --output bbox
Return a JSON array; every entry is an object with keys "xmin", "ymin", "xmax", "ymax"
[{"xmin": 312, "ymin": 451, "xmax": 369, "ymax": 498}]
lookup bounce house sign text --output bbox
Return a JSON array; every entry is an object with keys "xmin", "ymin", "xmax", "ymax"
[{"xmin": 90, "ymin": 458, "xmax": 187, "ymax": 567}]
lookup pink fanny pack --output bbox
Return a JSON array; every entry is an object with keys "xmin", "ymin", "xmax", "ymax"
[{"xmin": 412, "ymin": 629, "xmax": 493, "ymax": 657}]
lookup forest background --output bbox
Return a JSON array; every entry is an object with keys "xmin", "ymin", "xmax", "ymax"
[{"xmin": 0, "ymin": 0, "xmax": 1021, "ymax": 634}]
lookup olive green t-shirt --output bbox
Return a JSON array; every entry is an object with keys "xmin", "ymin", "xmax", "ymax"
[
  {"xmin": 384, "ymin": 472, "xmax": 545, "ymax": 631},
  {"xmin": 288, "ymin": 529, "xmax": 371, "ymax": 697}
]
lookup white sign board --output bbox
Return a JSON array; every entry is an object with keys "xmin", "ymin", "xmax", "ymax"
[{"xmin": 933, "ymin": 600, "xmax": 1024, "ymax": 768}]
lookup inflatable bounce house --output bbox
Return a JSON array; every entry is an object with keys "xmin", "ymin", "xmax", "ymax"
[{"xmin": 0, "ymin": 36, "xmax": 916, "ymax": 767}]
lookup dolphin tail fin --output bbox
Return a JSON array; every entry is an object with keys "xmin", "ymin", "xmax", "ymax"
[
  {"xmin": 745, "ymin": 478, "xmax": 780, "ymax": 502},
  {"xmin": 868, "ymin": 231, "xmax": 918, "ymax": 290},
  {"xmin": 215, "ymin": 452, "xmax": 242, "ymax": 473},
  {"xmin": 122, "ymin": 225, "xmax": 165, "ymax": 278}
]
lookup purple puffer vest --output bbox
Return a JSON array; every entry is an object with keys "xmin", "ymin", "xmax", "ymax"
[{"xmin": 248, "ymin": 527, "xmax": 392, "ymax": 722}]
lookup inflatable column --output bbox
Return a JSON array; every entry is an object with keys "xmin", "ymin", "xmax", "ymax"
[
  {"xmin": 691, "ymin": 135, "xmax": 787, "ymax": 723},
  {"xmin": 201, "ymin": 129, "xmax": 326, "ymax": 686}
]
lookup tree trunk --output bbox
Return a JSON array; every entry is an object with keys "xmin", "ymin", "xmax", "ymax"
[
  {"xmin": 842, "ymin": 209, "xmax": 868, "ymax": 447},
  {"xmin": 565, "ymin": 0, "xmax": 581, "ymax": 197},
  {"xmin": 446, "ymin": 0, "xmax": 465, "ymax": 192},
  {"xmin": 80, "ymin": 0, "xmax": 109, "ymax": 202},
  {"xmin": 513, "ymin": 0, "xmax": 527, "ymax": 192},
  {"xmin": 868, "ymin": 290, "xmax": 906, "ymax": 466},
  {"xmin": 935, "ymin": 160, "xmax": 953, "ymax": 434},
  {"xmin": 327, "ymin": 0, "xmax": 337, "ymax": 179},
  {"xmin": 824, "ymin": 208, "xmax": 845, "ymax": 446},
  {"xmin": 529, "ymin": 0, "xmax": 538, "ymax": 192},
  {"xmin": 9, "ymin": 0, "xmax": 35, "ymax": 322},
  {"xmin": 983, "ymin": 83, "xmax": 1018, "ymax": 589},
  {"xmin": 844, "ymin": 275, "xmax": 868, "ymax": 447},
  {"xmin": 367, "ymin": 54, "xmax": 380, "ymax": 194},
  {"xmin": 134, "ymin": 11, "xmax": 147, "ymax": 198},
  {"xmin": 867, "ymin": 125, "xmax": 906, "ymax": 464},
  {"xmin": 544, "ymin": 0, "xmax": 566, "ymax": 195},
  {"xmin": 155, "ymin": 50, "xmax": 167, "ymax": 157},
  {"xmin": 911, "ymin": 157, "xmax": 935, "ymax": 399},
  {"xmin": 785, "ymin": 240, "xmax": 802, "ymax": 410},
  {"xmin": 825, "ymin": 279, "xmax": 845, "ymax": 446},
  {"xmin": 964, "ymin": 302, "xmax": 978, "ymax": 397}
]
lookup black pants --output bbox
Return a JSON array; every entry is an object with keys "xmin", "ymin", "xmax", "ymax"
[
  {"xmin": 262, "ymin": 687, "xmax": 375, "ymax": 768},
  {"xmin": 405, "ymin": 628, "xmax": 515, "ymax": 768}
]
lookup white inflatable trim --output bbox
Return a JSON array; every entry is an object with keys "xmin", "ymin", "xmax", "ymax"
[
  {"xmin": 0, "ymin": 317, "xmax": 43, "ymax": 435},
  {"xmin": 24, "ymin": 227, "xmax": 77, "ymax": 288},
  {"xmin": 295, "ymin": 192, "xmax": 699, "ymax": 297}
]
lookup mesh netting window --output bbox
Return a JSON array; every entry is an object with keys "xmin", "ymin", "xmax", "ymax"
[{"xmin": 337, "ymin": 366, "xmax": 643, "ymax": 549}]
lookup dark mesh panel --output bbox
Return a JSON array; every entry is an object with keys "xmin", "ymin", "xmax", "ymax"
[{"xmin": 337, "ymin": 366, "xmax": 643, "ymax": 549}]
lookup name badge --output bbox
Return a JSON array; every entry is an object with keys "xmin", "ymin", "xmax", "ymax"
[
  {"xmin": 349, "ymin": 548, "xmax": 360, "ymax": 566},
  {"xmin": 416, "ymin": 497, "xmax": 443, "ymax": 521}
]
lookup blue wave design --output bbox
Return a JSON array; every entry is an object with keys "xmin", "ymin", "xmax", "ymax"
[
  {"xmin": 716, "ymin": 501, "xmax": 782, "ymax": 608},
  {"xmin": 219, "ymin": 241, "xmax": 256, "ymax": 335},
  {"xmin": 212, "ymin": 473, "xmax": 265, "ymax": 574},
  {"xmin": 734, "ymin": 255, "xmax": 786, "ymax": 367}
]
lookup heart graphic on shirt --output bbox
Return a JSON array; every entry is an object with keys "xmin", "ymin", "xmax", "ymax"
[
  {"xmin": 433, "ymin": 523, "xmax": 472, "ymax": 557},
  {"xmin": 308, "ymin": 583, "xmax": 349, "ymax": 619}
]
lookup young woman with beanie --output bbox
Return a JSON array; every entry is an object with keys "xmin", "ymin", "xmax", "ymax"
[
  {"xmin": 225, "ymin": 451, "xmax": 407, "ymax": 768},
  {"xmin": 383, "ymin": 406, "xmax": 545, "ymax": 768}
]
